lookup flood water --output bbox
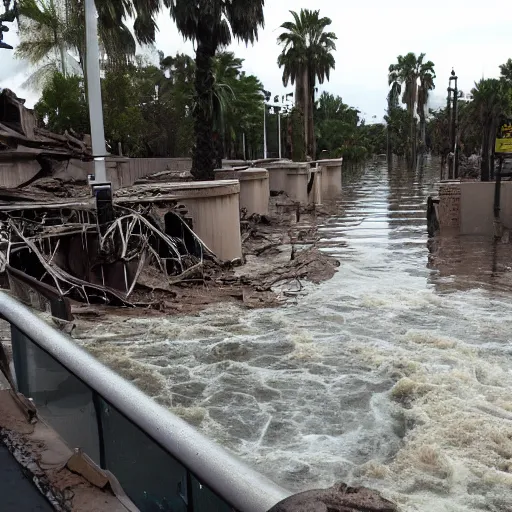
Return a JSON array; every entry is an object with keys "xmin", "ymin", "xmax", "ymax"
[{"xmin": 79, "ymin": 157, "xmax": 512, "ymax": 511}]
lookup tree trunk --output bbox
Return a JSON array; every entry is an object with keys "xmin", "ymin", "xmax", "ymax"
[
  {"xmin": 387, "ymin": 125, "xmax": 392, "ymax": 163},
  {"xmin": 481, "ymin": 123, "xmax": 491, "ymax": 182},
  {"xmin": 192, "ymin": 35, "xmax": 216, "ymax": 181},
  {"xmin": 408, "ymin": 100, "xmax": 417, "ymax": 169},
  {"xmin": 308, "ymin": 78, "xmax": 316, "ymax": 159},
  {"xmin": 419, "ymin": 113, "xmax": 426, "ymax": 154},
  {"xmin": 294, "ymin": 67, "xmax": 309, "ymax": 157},
  {"xmin": 303, "ymin": 68, "xmax": 311, "ymax": 158}
]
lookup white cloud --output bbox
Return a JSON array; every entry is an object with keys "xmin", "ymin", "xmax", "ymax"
[
  {"xmin": 154, "ymin": 0, "xmax": 510, "ymax": 119},
  {"xmin": 1, "ymin": 1, "xmax": 509, "ymax": 116}
]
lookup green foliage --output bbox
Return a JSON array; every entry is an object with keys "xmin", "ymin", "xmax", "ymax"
[
  {"xmin": 314, "ymin": 91, "xmax": 370, "ymax": 163},
  {"xmin": 388, "ymin": 52, "xmax": 435, "ymax": 164},
  {"xmin": 170, "ymin": 0, "xmax": 265, "ymax": 180},
  {"xmin": 277, "ymin": 9, "xmax": 337, "ymax": 158},
  {"xmin": 16, "ymin": 0, "xmax": 151, "ymax": 81},
  {"xmin": 499, "ymin": 59, "xmax": 512, "ymax": 83},
  {"xmin": 426, "ymin": 67, "xmax": 512, "ymax": 181},
  {"xmin": 101, "ymin": 54, "xmax": 196, "ymax": 158},
  {"xmin": 211, "ymin": 52, "xmax": 264, "ymax": 160},
  {"xmin": 33, "ymin": 49, "xmax": 265, "ymax": 161},
  {"xmin": 34, "ymin": 72, "xmax": 89, "ymax": 133},
  {"xmin": 385, "ymin": 103, "xmax": 408, "ymax": 157}
]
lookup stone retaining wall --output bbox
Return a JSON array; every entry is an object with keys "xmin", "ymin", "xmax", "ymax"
[{"xmin": 438, "ymin": 182, "xmax": 461, "ymax": 231}]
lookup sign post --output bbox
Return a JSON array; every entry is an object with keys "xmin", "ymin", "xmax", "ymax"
[{"xmin": 495, "ymin": 121, "xmax": 512, "ymax": 155}]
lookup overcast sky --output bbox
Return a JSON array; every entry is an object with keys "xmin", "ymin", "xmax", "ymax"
[{"xmin": 1, "ymin": 0, "xmax": 509, "ymax": 121}]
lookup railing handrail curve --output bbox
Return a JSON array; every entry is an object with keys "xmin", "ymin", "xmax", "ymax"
[{"xmin": 0, "ymin": 291, "xmax": 290, "ymax": 512}]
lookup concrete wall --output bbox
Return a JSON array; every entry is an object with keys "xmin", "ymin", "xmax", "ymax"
[
  {"xmin": 177, "ymin": 182, "xmax": 242, "ymax": 261},
  {"xmin": 0, "ymin": 160, "xmax": 41, "ymax": 188},
  {"xmin": 286, "ymin": 167, "xmax": 309, "ymax": 205},
  {"xmin": 238, "ymin": 169, "xmax": 269, "ymax": 216},
  {"xmin": 459, "ymin": 182, "xmax": 512, "ymax": 235},
  {"xmin": 317, "ymin": 159, "xmax": 343, "ymax": 200},
  {"xmin": 214, "ymin": 168, "xmax": 269, "ymax": 215},
  {"xmin": 60, "ymin": 157, "xmax": 193, "ymax": 189},
  {"xmin": 439, "ymin": 181, "xmax": 512, "ymax": 235},
  {"xmin": 116, "ymin": 180, "xmax": 242, "ymax": 261},
  {"xmin": 265, "ymin": 162, "xmax": 310, "ymax": 204}
]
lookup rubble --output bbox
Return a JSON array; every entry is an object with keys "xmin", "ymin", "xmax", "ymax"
[
  {"xmin": 0, "ymin": 88, "xmax": 91, "ymax": 158},
  {"xmin": 268, "ymin": 483, "xmax": 397, "ymax": 512},
  {"xmin": 1, "ymin": 201, "xmax": 215, "ymax": 308},
  {"xmin": 0, "ymin": 89, "xmax": 340, "ymax": 318}
]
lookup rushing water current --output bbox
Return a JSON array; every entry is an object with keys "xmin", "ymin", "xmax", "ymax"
[{"xmin": 79, "ymin": 158, "xmax": 512, "ymax": 511}]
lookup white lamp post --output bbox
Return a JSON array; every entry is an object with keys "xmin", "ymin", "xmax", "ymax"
[
  {"xmin": 277, "ymin": 108, "xmax": 281, "ymax": 159},
  {"xmin": 263, "ymin": 106, "xmax": 267, "ymax": 159},
  {"xmin": 85, "ymin": 0, "xmax": 108, "ymax": 185}
]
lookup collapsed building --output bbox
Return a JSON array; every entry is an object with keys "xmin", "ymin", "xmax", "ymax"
[{"xmin": 0, "ymin": 89, "xmax": 216, "ymax": 317}]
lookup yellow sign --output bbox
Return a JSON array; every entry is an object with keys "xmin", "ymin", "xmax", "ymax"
[{"xmin": 496, "ymin": 121, "xmax": 512, "ymax": 153}]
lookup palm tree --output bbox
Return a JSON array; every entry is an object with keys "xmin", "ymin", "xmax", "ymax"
[
  {"xmin": 170, "ymin": 0, "xmax": 265, "ymax": 181},
  {"xmin": 388, "ymin": 52, "xmax": 435, "ymax": 165},
  {"xmin": 211, "ymin": 52, "xmax": 242, "ymax": 167},
  {"xmin": 16, "ymin": 0, "xmax": 162, "ymax": 83},
  {"xmin": 417, "ymin": 60, "xmax": 436, "ymax": 153},
  {"xmin": 211, "ymin": 52, "xmax": 264, "ymax": 163},
  {"xmin": 277, "ymin": 9, "xmax": 336, "ymax": 159},
  {"xmin": 500, "ymin": 59, "xmax": 512, "ymax": 83},
  {"xmin": 470, "ymin": 78, "xmax": 512, "ymax": 181},
  {"xmin": 16, "ymin": 0, "xmax": 72, "ymax": 80}
]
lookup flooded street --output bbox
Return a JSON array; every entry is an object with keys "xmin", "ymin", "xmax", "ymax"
[{"xmin": 79, "ymin": 158, "xmax": 512, "ymax": 511}]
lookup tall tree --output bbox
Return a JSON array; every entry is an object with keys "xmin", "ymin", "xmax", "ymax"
[
  {"xmin": 388, "ymin": 52, "xmax": 435, "ymax": 165},
  {"xmin": 277, "ymin": 9, "xmax": 336, "ymax": 159},
  {"xmin": 211, "ymin": 52, "xmax": 264, "ymax": 162},
  {"xmin": 470, "ymin": 78, "xmax": 512, "ymax": 181},
  {"xmin": 34, "ymin": 71, "xmax": 89, "ymax": 133},
  {"xmin": 16, "ymin": 0, "xmax": 162, "ymax": 81},
  {"xmin": 417, "ymin": 59, "xmax": 436, "ymax": 153},
  {"xmin": 169, "ymin": 0, "xmax": 265, "ymax": 181},
  {"xmin": 16, "ymin": 0, "xmax": 73, "ymax": 80},
  {"xmin": 499, "ymin": 58, "xmax": 512, "ymax": 83}
]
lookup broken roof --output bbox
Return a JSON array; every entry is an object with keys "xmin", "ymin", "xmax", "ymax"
[{"xmin": 0, "ymin": 88, "xmax": 92, "ymax": 159}]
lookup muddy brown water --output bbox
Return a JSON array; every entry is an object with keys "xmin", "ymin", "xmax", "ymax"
[{"xmin": 78, "ymin": 157, "xmax": 512, "ymax": 511}]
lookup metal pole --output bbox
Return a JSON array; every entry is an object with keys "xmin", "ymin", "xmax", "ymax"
[
  {"xmin": 85, "ymin": 0, "xmax": 108, "ymax": 184},
  {"xmin": 452, "ymin": 72, "xmax": 459, "ymax": 178},
  {"xmin": 278, "ymin": 110, "xmax": 281, "ymax": 159},
  {"xmin": 263, "ymin": 105, "xmax": 267, "ymax": 159},
  {"xmin": 242, "ymin": 132, "xmax": 246, "ymax": 161}
]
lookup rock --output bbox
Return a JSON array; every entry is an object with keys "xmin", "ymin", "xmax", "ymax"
[{"xmin": 267, "ymin": 483, "xmax": 397, "ymax": 512}]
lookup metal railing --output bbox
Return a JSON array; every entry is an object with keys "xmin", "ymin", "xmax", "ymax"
[{"xmin": 0, "ymin": 292, "xmax": 290, "ymax": 512}]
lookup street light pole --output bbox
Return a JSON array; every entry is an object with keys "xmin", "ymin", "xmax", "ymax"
[
  {"xmin": 278, "ymin": 108, "xmax": 281, "ymax": 159},
  {"xmin": 263, "ymin": 105, "xmax": 267, "ymax": 159},
  {"xmin": 85, "ymin": 0, "xmax": 108, "ymax": 185},
  {"xmin": 448, "ymin": 69, "xmax": 459, "ymax": 179},
  {"xmin": 85, "ymin": 0, "xmax": 112, "ymax": 227}
]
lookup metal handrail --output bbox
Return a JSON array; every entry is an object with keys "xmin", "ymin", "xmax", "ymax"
[{"xmin": 0, "ymin": 291, "xmax": 290, "ymax": 512}]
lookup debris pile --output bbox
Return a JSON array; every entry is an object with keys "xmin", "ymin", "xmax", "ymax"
[
  {"xmin": 0, "ymin": 89, "xmax": 341, "ymax": 317},
  {"xmin": 0, "ymin": 88, "xmax": 91, "ymax": 158},
  {"xmin": 1, "ymin": 202, "xmax": 215, "ymax": 309}
]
